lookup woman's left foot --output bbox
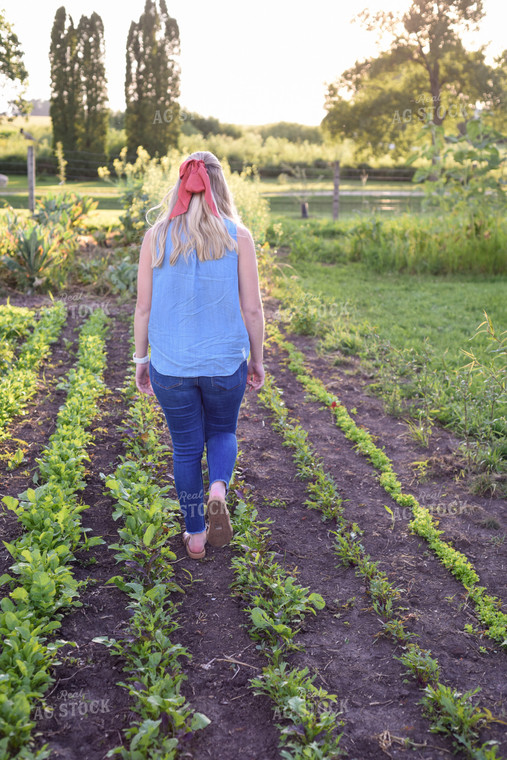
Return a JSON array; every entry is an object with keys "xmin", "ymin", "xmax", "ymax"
[{"xmin": 182, "ymin": 531, "xmax": 206, "ymax": 559}]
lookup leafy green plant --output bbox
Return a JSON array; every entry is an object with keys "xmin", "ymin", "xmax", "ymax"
[
  {"xmin": 32, "ymin": 192, "xmax": 98, "ymax": 229},
  {"xmin": 251, "ymin": 663, "xmax": 345, "ymax": 759},
  {"xmin": 396, "ymin": 644, "xmax": 440, "ymax": 687},
  {"xmin": 411, "ymin": 117, "xmax": 507, "ymax": 220},
  {"xmin": 106, "ymin": 255, "xmax": 139, "ymax": 296},
  {"xmin": 2, "ymin": 221, "xmax": 71, "ymax": 291},
  {"xmin": 278, "ymin": 288, "xmax": 328, "ymax": 336},
  {"xmin": 421, "ymin": 684, "xmax": 501, "ymax": 759},
  {"xmin": 230, "ymin": 501, "xmax": 324, "ymax": 652},
  {"xmin": 0, "ymin": 302, "xmax": 36, "ymax": 341},
  {"xmin": 5, "ymin": 446, "xmax": 25, "ymax": 470}
]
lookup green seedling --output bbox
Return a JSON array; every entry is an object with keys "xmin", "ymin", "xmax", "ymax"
[{"xmin": 396, "ymin": 644, "xmax": 440, "ymax": 687}]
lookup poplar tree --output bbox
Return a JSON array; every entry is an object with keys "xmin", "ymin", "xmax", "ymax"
[
  {"xmin": 125, "ymin": 0, "xmax": 180, "ymax": 157},
  {"xmin": 49, "ymin": 7, "xmax": 80, "ymax": 154},
  {"xmin": 76, "ymin": 12, "xmax": 108, "ymax": 160}
]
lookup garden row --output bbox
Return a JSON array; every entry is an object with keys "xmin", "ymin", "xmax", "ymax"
[
  {"xmin": 0, "ymin": 301, "xmax": 66, "ymax": 440},
  {"xmin": 95, "ymin": 336, "xmax": 212, "ymax": 757},
  {"xmin": 256, "ymin": 368, "xmax": 502, "ymax": 759},
  {"xmin": 0, "ymin": 309, "xmax": 108, "ymax": 757},
  {"xmin": 265, "ymin": 324, "xmax": 507, "ymax": 649}
]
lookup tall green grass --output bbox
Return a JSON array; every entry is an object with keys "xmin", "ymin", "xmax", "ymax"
[{"xmin": 268, "ymin": 215, "xmax": 507, "ymax": 275}]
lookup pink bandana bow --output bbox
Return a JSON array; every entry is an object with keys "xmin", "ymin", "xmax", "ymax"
[{"xmin": 169, "ymin": 158, "xmax": 220, "ymax": 219}]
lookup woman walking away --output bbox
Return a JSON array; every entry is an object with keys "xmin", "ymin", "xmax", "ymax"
[{"xmin": 133, "ymin": 151, "xmax": 265, "ymax": 559}]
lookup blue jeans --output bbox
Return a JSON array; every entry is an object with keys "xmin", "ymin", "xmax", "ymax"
[{"xmin": 149, "ymin": 359, "xmax": 248, "ymax": 534}]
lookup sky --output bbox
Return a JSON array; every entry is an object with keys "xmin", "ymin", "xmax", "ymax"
[{"xmin": 2, "ymin": 0, "xmax": 506, "ymax": 126}]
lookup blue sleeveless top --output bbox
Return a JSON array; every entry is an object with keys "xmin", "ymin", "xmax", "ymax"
[{"xmin": 148, "ymin": 217, "xmax": 250, "ymax": 376}]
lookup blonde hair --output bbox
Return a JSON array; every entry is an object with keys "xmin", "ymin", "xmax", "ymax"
[{"xmin": 148, "ymin": 151, "xmax": 241, "ymax": 267}]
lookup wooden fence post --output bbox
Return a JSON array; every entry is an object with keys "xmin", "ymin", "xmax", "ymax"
[
  {"xmin": 27, "ymin": 145, "xmax": 36, "ymax": 213},
  {"xmin": 332, "ymin": 160, "xmax": 340, "ymax": 221}
]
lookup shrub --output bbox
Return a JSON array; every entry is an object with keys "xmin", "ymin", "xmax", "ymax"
[
  {"xmin": 32, "ymin": 192, "xmax": 98, "ymax": 230},
  {"xmin": 0, "ymin": 210, "xmax": 77, "ymax": 292}
]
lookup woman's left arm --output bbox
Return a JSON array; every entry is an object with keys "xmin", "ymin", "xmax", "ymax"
[{"xmin": 134, "ymin": 228, "xmax": 154, "ymax": 395}]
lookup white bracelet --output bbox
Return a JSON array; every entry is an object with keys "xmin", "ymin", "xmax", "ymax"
[{"xmin": 132, "ymin": 352, "xmax": 150, "ymax": 364}]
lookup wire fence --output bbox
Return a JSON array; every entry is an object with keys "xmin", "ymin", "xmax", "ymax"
[{"xmin": 0, "ymin": 148, "xmax": 418, "ymax": 183}]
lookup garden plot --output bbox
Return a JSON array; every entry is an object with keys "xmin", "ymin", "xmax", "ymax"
[{"xmin": 0, "ymin": 294, "xmax": 505, "ymax": 760}]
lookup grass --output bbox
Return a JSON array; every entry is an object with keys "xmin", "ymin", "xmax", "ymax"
[
  {"xmin": 285, "ymin": 258, "xmax": 507, "ymax": 368},
  {"xmin": 0, "ymin": 178, "xmax": 123, "ymax": 210},
  {"xmin": 0, "ymin": 176, "xmax": 120, "ymax": 194},
  {"xmin": 267, "ymin": 194, "xmax": 424, "ymax": 218},
  {"xmin": 258, "ymin": 178, "xmax": 422, "ymax": 194}
]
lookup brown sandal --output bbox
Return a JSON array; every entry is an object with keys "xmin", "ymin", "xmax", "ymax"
[
  {"xmin": 182, "ymin": 531, "xmax": 206, "ymax": 559},
  {"xmin": 206, "ymin": 498, "xmax": 233, "ymax": 547}
]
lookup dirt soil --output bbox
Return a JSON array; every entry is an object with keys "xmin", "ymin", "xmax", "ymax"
[{"xmin": 1, "ymin": 290, "xmax": 506, "ymax": 760}]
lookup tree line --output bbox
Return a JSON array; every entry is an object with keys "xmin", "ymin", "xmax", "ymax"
[
  {"xmin": 2, "ymin": 0, "xmax": 505, "ymax": 176},
  {"xmin": 48, "ymin": 0, "xmax": 180, "ymax": 169}
]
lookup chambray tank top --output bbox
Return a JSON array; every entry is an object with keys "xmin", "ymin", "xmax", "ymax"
[{"xmin": 148, "ymin": 217, "xmax": 250, "ymax": 377}]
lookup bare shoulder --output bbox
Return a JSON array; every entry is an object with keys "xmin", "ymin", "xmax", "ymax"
[
  {"xmin": 143, "ymin": 226, "xmax": 154, "ymax": 243},
  {"xmin": 236, "ymin": 224, "xmax": 254, "ymax": 242},
  {"xmin": 139, "ymin": 226, "xmax": 154, "ymax": 264},
  {"xmin": 236, "ymin": 225, "xmax": 255, "ymax": 255}
]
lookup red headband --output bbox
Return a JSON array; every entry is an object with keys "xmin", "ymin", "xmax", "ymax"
[{"xmin": 169, "ymin": 158, "xmax": 220, "ymax": 219}]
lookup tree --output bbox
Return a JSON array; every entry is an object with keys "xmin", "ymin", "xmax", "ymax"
[
  {"xmin": 125, "ymin": 0, "xmax": 180, "ymax": 157},
  {"xmin": 323, "ymin": 0, "xmax": 502, "ymax": 159},
  {"xmin": 180, "ymin": 111, "xmax": 243, "ymax": 139},
  {"xmin": 76, "ymin": 12, "xmax": 108, "ymax": 160},
  {"xmin": 257, "ymin": 122, "xmax": 323, "ymax": 144},
  {"xmin": 50, "ymin": 7, "xmax": 109, "ymax": 170},
  {"xmin": 409, "ymin": 116, "xmax": 507, "ymax": 218},
  {"xmin": 0, "ymin": 9, "xmax": 29, "ymax": 117},
  {"xmin": 488, "ymin": 49, "xmax": 507, "ymax": 131},
  {"xmin": 49, "ymin": 7, "xmax": 80, "ymax": 154}
]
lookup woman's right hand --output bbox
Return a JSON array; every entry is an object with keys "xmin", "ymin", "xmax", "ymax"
[
  {"xmin": 136, "ymin": 363, "xmax": 154, "ymax": 395},
  {"xmin": 246, "ymin": 360, "xmax": 265, "ymax": 391}
]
